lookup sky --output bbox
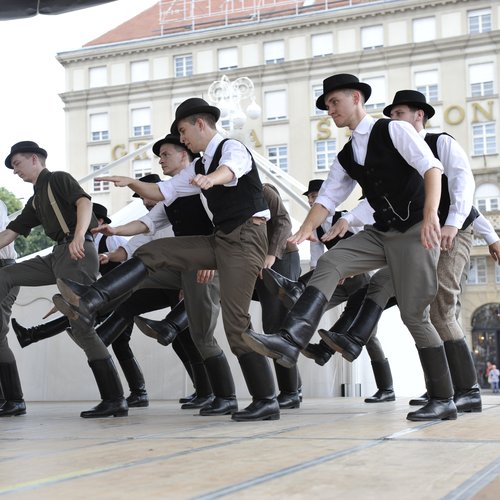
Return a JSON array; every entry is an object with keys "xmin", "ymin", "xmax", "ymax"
[{"xmin": 0, "ymin": 0, "xmax": 158, "ymax": 203}]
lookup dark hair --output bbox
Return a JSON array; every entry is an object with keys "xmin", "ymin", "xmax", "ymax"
[
  {"xmin": 19, "ymin": 152, "xmax": 46, "ymax": 167},
  {"xmin": 184, "ymin": 113, "xmax": 218, "ymax": 130},
  {"xmin": 407, "ymin": 104, "xmax": 429, "ymax": 127}
]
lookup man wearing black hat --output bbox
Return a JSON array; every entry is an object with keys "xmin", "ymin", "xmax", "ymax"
[
  {"xmin": 0, "ymin": 141, "xmax": 127, "ymax": 418},
  {"xmin": 242, "ymin": 74, "xmax": 459, "ymax": 422},
  {"xmin": 321, "ymin": 90, "xmax": 484, "ymax": 412},
  {"xmin": 53, "ymin": 99, "xmax": 280, "ymax": 422}
]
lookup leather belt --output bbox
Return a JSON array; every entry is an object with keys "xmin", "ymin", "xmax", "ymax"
[
  {"xmin": 57, "ymin": 233, "xmax": 94, "ymax": 245},
  {"xmin": 0, "ymin": 258, "xmax": 15, "ymax": 267}
]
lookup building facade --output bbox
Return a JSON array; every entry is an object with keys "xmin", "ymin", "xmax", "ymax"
[{"xmin": 57, "ymin": 0, "xmax": 500, "ymax": 384}]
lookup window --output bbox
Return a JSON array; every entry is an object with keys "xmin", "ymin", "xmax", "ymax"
[
  {"xmin": 267, "ymin": 145, "xmax": 288, "ymax": 172},
  {"xmin": 132, "ymin": 159, "xmax": 152, "ymax": 179},
  {"xmin": 89, "ymin": 66, "xmax": 107, "ymax": 88},
  {"xmin": 264, "ymin": 40, "xmax": 285, "ymax": 64},
  {"xmin": 469, "ymin": 62, "xmax": 494, "ymax": 97},
  {"xmin": 315, "ymin": 139, "xmax": 336, "ymax": 171},
  {"xmin": 264, "ymin": 90, "xmax": 287, "ymax": 121},
  {"xmin": 415, "ymin": 70, "xmax": 439, "ymax": 102},
  {"xmin": 218, "ymin": 47, "xmax": 238, "ymax": 70},
  {"xmin": 413, "ymin": 17, "xmax": 436, "ymax": 43},
  {"xmin": 472, "ymin": 122, "xmax": 496, "ymax": 156},
  {"xmin": 91, "ymin": 164, "xmax": 110, "ymax": 193},
  {"xmin": 361, "ymin": 25, "xmax": 383, "ymax": 50},
  {"xmin": 467, "ymin": 257, "xmax": 487, "ymax": 285},
  {"xmin": 468, "ymin": 9, "xmax": 492, "ymax": 34},
  {"xmin": 363, "ymin": 76, "xmax": 385, "ymax": 111},
  {"xmin": 475, "ymin": 183, "xmax": 500, "ymax": 213},
  {"xmin": 174, "ymin": 54, "xmax": 193, "ymax": 77},
  {"xmin": 131, "ymin": 60, "xmax": 149, "ymax": 82},
  {"xmin": 131, "ymin": 107, "xmax": 152, "ymax": 137},
  {"xmin": 89, "ymin": 113, "xmax": 109, "ymax": 142},
  {"xmin": 311, "ymin": 33, "xmax": 333, "ymax": 57},
  {"xmin": 313, "ymin": 85, "xmax": 327, "ymax": 115}
]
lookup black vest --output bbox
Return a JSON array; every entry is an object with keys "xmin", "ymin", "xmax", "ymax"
[
  {"xmin": 164, "ymin": 194, "xmax": 214, "ymax": 236},
  {"xmin": 97, "ymin": 235, "xmax": 121, "ymax": 275},
  {"xmin": 316, "ymin": 211, "xmax": 354, "ymax": 250},
  {"xmin": 194, "ymin": 138, "xmax": 268, "ymax": 234},
  {"xmin": 424, "ymin": 133, "xmax": 479, "ymax": 230},
  {"xmin": 337, "ymin": 119, "xmax": 425, "ymax": 232}
]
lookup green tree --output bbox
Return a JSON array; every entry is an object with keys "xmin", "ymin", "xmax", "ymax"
[{"xmin": 0, "ymin": 186, "xmax": 53, "ymax": 257}]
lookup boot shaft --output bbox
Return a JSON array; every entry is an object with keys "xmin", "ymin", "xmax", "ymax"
[
  {"xmin": 444, "ymin": 338, "xmax": 478, "ymax": 390},
  {"xmin": 370, "ymin": 359, "xmax": 394, "ymax": 391},
  {"xmin": 0, "ymin": 361, "xmax": 24, "ymax": 401},
  {"xmin": 163, "ymin": 299, "xmax": 189, "ymax": 332},
  {"xmin": 88, "ymin": 357, "xmax": 124, "ymax": 401},
  {"xmin": 204, "ymin": 352, "xmax": 235, "ymax": 398},
  {"xmin": 417, "ymin": 345, "xmax": 453, "ymax": 400},
  {"xmin": 238, "ymin": 352, "xmax": 276, "ymax": 400}
]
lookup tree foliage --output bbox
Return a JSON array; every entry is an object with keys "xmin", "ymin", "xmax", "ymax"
[{"xmin": 0, "ymin": 187, "xmax": 53, "ymax": 257}]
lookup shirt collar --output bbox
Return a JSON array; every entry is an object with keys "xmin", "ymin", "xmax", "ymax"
[
  {"xmin": 201, "ymin": 132, "xmax": 224, "ymax": 164},
  {"xmin": 352, "ymin": 114, "xmax": 375, "ymax": 137}
]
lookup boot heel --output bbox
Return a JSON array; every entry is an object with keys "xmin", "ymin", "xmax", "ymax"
[
  {"xmin": 264, "ymin": 413, "xmax": 280, "ymax": 421},
  {"xmin": 114, "ymin": 409, "xmax": 129, "ymax": 417}
]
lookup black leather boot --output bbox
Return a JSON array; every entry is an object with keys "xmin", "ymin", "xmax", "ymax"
[
  {"xmin": 243, "ymin": 286, "xmax": 329, "ymax": 368},
  {"xmin": 274, "ymin": 361, "xmax": 300, "ymax": 409},
  {"xmin": 134, "ymin": 299, "xmax": 188, "ymax": 347},
  {"xmin": 118, "ymin": 356, "xmax": 149, "ymax": 408},
  {"xmin": 96, "ymin": 314, "xmax": 133, "ymax": 347},
  {"xmin": 444, "ymin": 338, "xmax": 482, "ymax": 413},
  {"xmin": 181, "ymin": 361, "xmax": 215, "ymax": 409},
  {"xmin": 364, "ymin": 359, "xmax": 395, "ymax": 403},
  {"xmin": 407, "ymin": 346, "xmax": 457, "ymax": 421},
  {"xmin": 199, "ymin": 353, "xmax": 238, "ymax": 415},
  {"xmin": 302, "ymin": 340, "xmax": 334, "ymax": 366},
  {"xmin": 0, "ymin": 361, "xmax": 26, "ymax": 417},
  {"xmin": 54, "ymin": 258, "xmax": 148, "ymax": 322},
  {"xmin": 12, "ymin": 316, "xmax": 69, "ymax": 348},
  {"xmin": 232, "ymin": 352, "xmax": 280, "ymax": 422},
  {"xmin": 261, "ymin": 268, "xmax": 312, "ymax": 310},
  {"xmin": 81, "ymin": 357, "xmax": 128, "ymax": 418},
  {"xmin": 319, "ymin": 298, "xmax": 383, "ymax": 362},
  {"xmin": 408, "ymin": 392, "xmax": 428, "ymax": 406}
]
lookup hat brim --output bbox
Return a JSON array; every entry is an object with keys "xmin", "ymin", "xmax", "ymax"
[
  {"xmin": 316, "ymin": 83, "xmax": 372, "ymax": 111},
  {"xmin": 170, "ymin": 105, "xmax": 220, "ymax": 134},
  {"xmin": 5, "ymin": 146, "xmax": 47, "ymax": 169},
  {"xmin": 383, "ymin": 101, "xmax": 435, "ymax": 119},
  {"xmin": 153, "ymin": 136, "xmax": 182, "ymax": 157}
]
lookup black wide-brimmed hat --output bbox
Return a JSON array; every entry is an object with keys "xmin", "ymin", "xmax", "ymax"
[
  {"xmin": 133, "ymin": 173, "xmax": 162, "ymax": 198},
  {"xmin": 152, "ymin": 133, "xmax": 200, "ymax": 159},
  {"xmin": 316, "ymin": 74, "xmax": 372, "ymax": 110},
  {"xmin": 5, "ymin": 140, "xmax": 48, "ymax": 169},
  {"xmin": 92, "ymin": 203, "xmax": 111, "ymax": 224},
  {"xmin": 302, "ymin": 179, "xmax": 324, "ymax": 196},
  {"xmin": 383, "ymin": 89, "xmax": 435, "ymax": 118},
  {"xmin": 170, "ymin": 97, "xmax": 220, "ymax": 134}
]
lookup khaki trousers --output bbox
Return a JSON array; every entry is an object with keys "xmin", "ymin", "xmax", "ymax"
[
  {"xmin": 135, "ymin": 219, "xmax": 268, "ymax": 357},
  {"xmin": 309, "ymin": 223, "xmax": 442, "ymax": 348}
]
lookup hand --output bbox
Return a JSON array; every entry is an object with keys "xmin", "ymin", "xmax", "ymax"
[
  {"xmin": 91, "ymin": 223, "xmax": 116, "ymax": 236},
  {"xmin": 489, "ymin": 240, "xmax": 500, "ymax": 263},
  {"xmin": 421, "ymin": 212, "xmax": 441, "ymax": 249},
  {"xmin": 68, "ymin": 235, "xmax": 86, "ymax": 261},
  {"xmin": 323, "ymin": 218, "xmax": 349, "ymax": 242},
  {"xmin": 190, "ymin": 174, "xmax": 214, "ymax": 190},
  {"xmin": 95, "ymin": 175, "xmax": 134, "ymax": 187},
  {"xmin": 258, "ymin": 255, "xmax": 276, "ymax": 279},
  {"xmin": 99, "ymin": 253, "xmax": 110, "ymax": 265},
  {"xmin": 440, "ymin": 225, "xmax": 458, "ymax": 252},
  {"xmin": 288, "ymin": 226, "xmax": 314, "ymax": 246},
  {"xmin": 196, "ymin": 269, "xmax": 215, "ymax": 283}
]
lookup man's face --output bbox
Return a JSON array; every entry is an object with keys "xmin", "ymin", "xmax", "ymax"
[
  {"xmin": 10, "ymin": 153, "xmax": 37, "ymax": 183},
  {"xmin": 389, "ymin": 104, "xmax": 419, "ymax": 129},
  {"xmin": 158, "ymin": 143, "xmax": 186, "ymax": 177},
  {"xmin": 177, "ymin": 118, "xmax": 202, "ymax": 154},
  {"xmin": 323, "ymin": 89, "xmax": 357, "ymax": 128},
  {"xmin": 307, "ymin": 191, "xmax": 319, "ymax": 208}
]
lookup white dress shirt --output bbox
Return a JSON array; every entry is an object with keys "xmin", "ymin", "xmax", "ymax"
[
  {"xmin": 315, "ymin": 115, "xmax": 443, "ymax": 217},
  {"xmin": 0, "ymin": 200, "xmax": 17, "ymax": 260}
]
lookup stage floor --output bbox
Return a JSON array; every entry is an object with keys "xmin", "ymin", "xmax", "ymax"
[{"xmin": 1, "ymin": 396, "xmax": 500, "ymax": 499}]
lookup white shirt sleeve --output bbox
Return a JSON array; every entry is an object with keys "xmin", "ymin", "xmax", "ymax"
[
  {"xmin": 388, "ymin": 120, "xmax": 444, "ymax": 176},
  {"xmin": 0, "ymin": 200, "xmax": 17, "ymax": 259},
  {"xmin": 435, "ymin": 134, "xmax": 475, "ymax": 229},
  {"xmin": 341, "ymin": 198, "xmax": 375, "ymax": 227},
  {"xmin": 138, "ymin": 202, "xmax": 171, "ymax": 234},
  {"xmin": 473, "ymin": 213, "xmax": 499, "ymax": 245}
]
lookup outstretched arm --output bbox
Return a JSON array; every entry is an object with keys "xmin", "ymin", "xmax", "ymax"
[{"xmin": 95, "ymin": 176, "xmax": 165, "ymax": 201}]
